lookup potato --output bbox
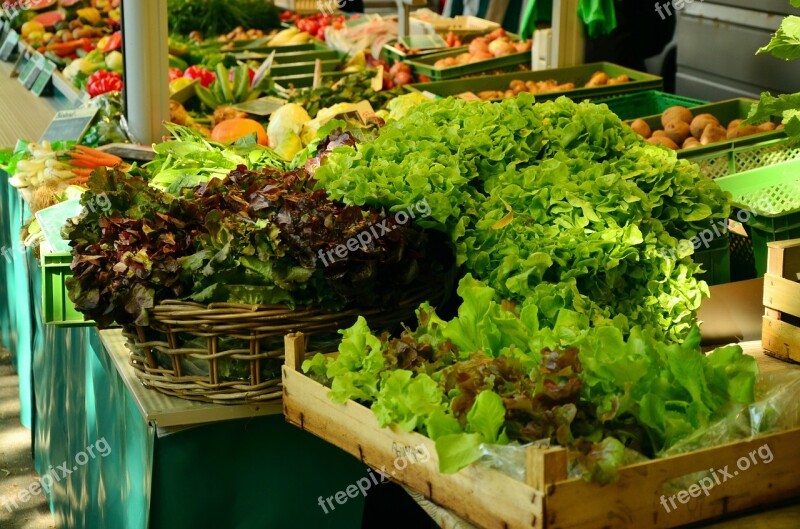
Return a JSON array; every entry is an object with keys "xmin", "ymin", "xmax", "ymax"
[
  {"xmin": 690, "ymin": 114, "xmax": 720, "ymax": 139},
  {"xmin": 665, "ymin": 120, "xmax": 691, "ymax": 144},
  {"xmin": 647, "ymin": 136, "xmax": 679, "ymax": 150},
  {"xmin": 727, "ymin": 124, "xmax": 760, "ymax": 139},
  {"xmin": 509, "ymin": 80, "xmax": 526, "ymax": 92},
  {"xmin": 757, "ymin": 122, "xmax": 777, "ymax": 132},
  {"xmin": 630, "ymin": 119, "xmax": 652, "ymax": 139},
  {"xmin": 661, "ymin": 106, "xmax": 693, "ymax": 128},
  {"xmin": 652, "ymin": 130, "xmax": 667, "ymax": 138},
  {"xmin": 778, "ymin": 123, "xmax": 786, "ymax": 130},
  {"xmin": 585, "ymin": 72, "xmax": 609, "ymax": 87},
  {"xmin": 727, "ymin": 119, "xmax": 745, "ymax": 131},
  {"xmin": 607, "ymin": 74, "xmax": 630, "ymax": 85},
  {"xmin": 683, "ymin": 137, "xmax": 702, "ymax": 149},
  {"xmin": 700, "ymin": 124, "xmax": 727, "ymax": 145}
]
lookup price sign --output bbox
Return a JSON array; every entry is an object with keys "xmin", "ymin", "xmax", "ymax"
[
  {"xmin": 31, "ymin": 58, "xmax": 56, "ymax": 97},
  {"xmin": 10, "ymin": 47, "xmax": 28, "ymax": 77},
  {"xmin": 39, "ymin": 107, "xmax": 100, "ymax": 144},
  {"xmin": 19, "ymin": 52, "xmax": 44, "ymax": 89},
  {"xmin": 0, "ymin": 30, "xmax": 19, "ymax": 62}
]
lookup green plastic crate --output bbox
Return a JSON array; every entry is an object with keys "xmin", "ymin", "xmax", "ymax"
[
  {"xmin": 693, "ymin": 233, "xmax": 731, "ymax": 286},
  {"xmin": 383, "ymin": 34, "xmax": 449, "ymax": 63},
  {"xmin": 266, "ymin": 49, "xmax": 340, "ymax": 63},
  {"xmin": 634, "ymin": 99, "xmax": 786, "ymax": 164},
  {"xmin": 383, "ymin": 44, "xmax": 443, "ymax": 63},
  {"xmin": 273, "ymin": 71, "xmax": 348, "ymax": 89},
  {"xmin": 226, "ymin": 37, "xmax": 328, "ymax": 54},
  {"xmin": 715, "ymin": 159, "xmax": 800, "ymax": 276},
  {"xmin": 404, "ymin": 47, "xmax": 530, "ymax": 80},
  {"xmin": 407, "ymin": 62, "xmax": 662, "ymax": 101},
  {"xmin": 42, "ymin": 252, "xmax": 92, "ymax": 327},
  {"xmin": 271, "ymin": 59, "xmax": 341, "ymax": 77},
  {"xmin": 594, "ymin": 90, "xmax": 708, "ymax": 121},
  {"xmin": 690, "ymin": 137, "xmax": 800, "ymax": 180}
]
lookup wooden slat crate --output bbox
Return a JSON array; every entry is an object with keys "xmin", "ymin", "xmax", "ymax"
[
  {"xmin": 282, "ymin": 334, "xmax": 800, "ymax": 529},
  {"xmin": 763, "ymin": 239, "xmax": 800, "ymax": 362}
]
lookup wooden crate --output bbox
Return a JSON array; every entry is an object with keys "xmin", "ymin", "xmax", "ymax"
[
  {"xmin": 763, "ymin": 239, "xmax": 800, "ymax": 362},
  {"xmin": 282, "ymin": 334, "xmax": 800, "ymax": 529}
]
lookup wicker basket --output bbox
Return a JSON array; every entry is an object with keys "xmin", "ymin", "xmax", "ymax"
[{"xmin": 126, "ymin": 286, "xmax": 446, "ymax": 405}]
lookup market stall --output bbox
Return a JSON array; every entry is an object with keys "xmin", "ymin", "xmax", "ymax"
[{"xmin": 2, "ymin": 1, "xmax": 800, "ymax": 528}]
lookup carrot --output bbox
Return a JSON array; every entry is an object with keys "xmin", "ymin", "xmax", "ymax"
[
  {"xmin": 73, "ymin": 145, "xmax": 123, "ymax": 165},
  {"xmin": 69, "ymin": 154, "xmax": 119, "ymax": 169},
  {"xmin": 71, "ymin": 168, "xmax": 93, "ymax": 177},
  {"xmin": 69, "ymin": 159, "xmax": 101, "ymax": 169}
]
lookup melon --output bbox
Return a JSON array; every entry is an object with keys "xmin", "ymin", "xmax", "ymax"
[
  {"xmin": 28, "ymin": 0, "xmax": 58, "ymax": 9},
  {"xmin": 33, "ymin": 10, "xmax": 64, "ymax": 27},
  {"xmin": 59, "ymin": 0, "xmax": 81, "ymax": 6}
]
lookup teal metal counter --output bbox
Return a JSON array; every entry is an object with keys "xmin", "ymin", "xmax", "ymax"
[
  {"xmin": 0, "ymin": 170, "xmax": 34, "ymax": 428},
  {"xmin": 31, "ymin": 323, "xmax": 366, "ymax": 529}
]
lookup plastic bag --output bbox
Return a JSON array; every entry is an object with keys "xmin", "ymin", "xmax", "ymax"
[{"xmin": 474, "ymin": 367, "xmax": 800, "ymax": 485}]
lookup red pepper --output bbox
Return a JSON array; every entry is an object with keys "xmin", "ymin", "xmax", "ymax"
[
  {"xmin": 168, "ymin": 67, "xmax": 184, "ymax": 82},
  {"xmin": 183, "ymin": 65, "xmax": 216, "ymax": 88},
  {"xmin": 103, "ymin": 31, "xmax": 122, "ymax": 53},
  {"xmin": 86, "ymin": 70, "xmax": 123, "ymax": 97}
]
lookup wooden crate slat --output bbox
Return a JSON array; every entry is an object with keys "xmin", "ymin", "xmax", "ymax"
[
  {"xmin": 763, "ymin": 274, "xmax": 800, "ymax": 318},
  {"xmin": 544, "ymin": 428, "xmax": 800, "ymax": 528},
  {"xmin": 283, "ymin": 335, "xmax": 800, "ymax": 529},
  {"xmin": 766, "ymin": 239, "xmax": 800, "ymax": 281},
  {"xmin": 763, "ymin": 316, "xmax": 800, "ymax": 362},
  {"xmin": 282, "ymin": 367, "xmax": 545, "ymax": 529}
]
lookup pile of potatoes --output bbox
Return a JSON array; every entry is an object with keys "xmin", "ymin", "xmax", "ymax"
[
  {"xmin": 475, "ymin": 72, "xmax": 631, "ymax": 100},
  {"xmin": 629, "ymin": 106, "xmax": 780, "ymax": 150}
]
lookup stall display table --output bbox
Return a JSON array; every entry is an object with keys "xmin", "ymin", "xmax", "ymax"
[{"xmin": 33, "ymin": 327, "xmax": 368, "ymax": 529}]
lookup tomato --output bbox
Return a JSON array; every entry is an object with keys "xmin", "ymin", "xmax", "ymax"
[
  {"xmin": 306, "ymin": 21, "xmax": 319, "ymax": 35},
  {"xmin": 168, "ymin": 67, "xmax": 183, "ymax": 82}
]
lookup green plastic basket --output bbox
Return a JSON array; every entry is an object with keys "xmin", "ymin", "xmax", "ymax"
[
  {"xmin": 715, "ymin": 159, "xmax": 800, "ymax": 276},
  {"xmin": 693, "ymin": 233, "xmax": 731, "ymax": 286},
  {"xmin": 407, "ymin": 62, "xmax": 662, "ymax": 101},
  {"xmin": 634, "ymin": 99, "xmax": 786, "ymax": 164},
  {"xmin": 42, "ymin": 252, "xmax": 92, "ymax": 327},
  {"xmin": 690, "ymin": 137, "xmax": 800, "ymax": 180},
  {"xmin": 729, "ymin": 232, "xmax": 756, "ymax": 282},
  {"xmin": 271, "ymin": 59, "xmax": 340, "ymax": 77},
  {"xmin": 404, "ymin": 47, "xmax": 530, "ymax": 81},
  {"xmin": 595, "ymin": 91, "xmax": 708, "ymax": 121},
  {"xmin": 273, "ymin": 71, "xmax": 348, "ymax": 89}
]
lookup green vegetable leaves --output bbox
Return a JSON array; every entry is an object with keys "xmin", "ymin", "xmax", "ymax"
[
  {"xmin": 757, "ymin": 15, "xmax": 800, "ymax": 60},
  {"xmin": 744, "ymin": 92, "xmax": 800, "ymax": 139}
]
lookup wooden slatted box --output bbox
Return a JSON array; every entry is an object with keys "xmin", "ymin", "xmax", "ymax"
[
  {"xmin": 282, "ymin": 333, "xmax": 800, "ymax": 529},
  {"xmin": 762, "ymin": 239, "xmax": 800, "ymax": 362}
]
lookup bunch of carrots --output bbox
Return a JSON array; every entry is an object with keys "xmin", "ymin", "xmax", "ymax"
[{"xmin": 66, "ymin": 145, "xmax": 124, "ymax": 186}]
